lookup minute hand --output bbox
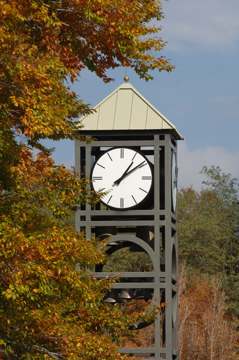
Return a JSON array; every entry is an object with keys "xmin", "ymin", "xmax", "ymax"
[
  {"xmin": 113, "ymin": 161, "xmax": 134, "ymax": 186},
  {"xmin": 120, "ymin": 161, "xmax": 147, "ymax": 181}
]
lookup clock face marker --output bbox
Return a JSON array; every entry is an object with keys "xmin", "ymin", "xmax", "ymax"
[
  {"xmin": 97, "ymin": 163, "xmax": 105, "ymax": 169},
  {"xmin": 131, "ymin": 195, "xmax": 137, "ymax": 204},
  {"xmin": 107, "ymin": 152, "xmax": 113, "ymax": 161},
  {"xmin": 92, "ymin": 176, "xmax": 103, "ymax": 180},
  {"xmin": 142, "ymin": 176, "xmax": 152, "ymax": 180},
  {"xmin": 120, "ymin": 148, "xmax": 124, "ymax": 159},
  {"xmin": 132, "ymin": 152, "xmax": 137, "ymax": 161},
  {"xmin": 120, "ymin": 197, "xmax": 124, "ymax": 208},
  {"xmin": 139, "ymin": 187, "xmax": 147, "ymax": 193},
  {"xmin": 107, "ymin": 195, "xmax": 113, "ymax": 204}
]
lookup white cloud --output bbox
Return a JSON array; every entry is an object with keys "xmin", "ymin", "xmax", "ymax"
[
  {"xmin": 178, "ymin": 142, "xmax": 239, "ymax": 189},
  {"xmin": 161, "ymin": 0, "xmax": 239, "ymax": 50}
]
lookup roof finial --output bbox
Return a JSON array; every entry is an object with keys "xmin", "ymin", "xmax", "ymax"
[{"xmin": 124, "ymin": 75, "xmax": 129, "ymax": 82}]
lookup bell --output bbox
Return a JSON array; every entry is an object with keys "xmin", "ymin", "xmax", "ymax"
[
  {"xmin": 129, "ymin": 319, "xmax": 151, "ymax": 330},
  {"xmin": 97, "ymin": 233, "xmax": 118, "ymax": 246},
  {"xmin": 117, "ymin": 290, "xmax": 132, "ymax": 300},
  {"xmin": 107, "ymin": 241, "xmax": 119, "ymax": 246},
  {"xmin": 104, "ymin": 297, "xmax": 117, "ymax": 304},
  {"xmin": 98, "ymin": 233, "xmax": 112, "ymax": 241},
  {"xmin": 129, "ymin": 320, "xmax": 146, "ymax": 330}
]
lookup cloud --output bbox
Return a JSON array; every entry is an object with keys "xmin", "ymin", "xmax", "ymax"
[
  {"xmin": 161, "ymin": 0, "xmax": 239, "ymax": 50},
  {"xmin": 178, "ymin": 142, "xmax": 239, "ymax": 190}
]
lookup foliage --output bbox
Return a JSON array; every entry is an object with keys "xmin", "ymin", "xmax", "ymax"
[
  {"xmin": 178, "ymin": 167, "xmax": 239, "ymax": 315},
  {"xmin": 179, "ymin": 268, "xmax": 238, "ymax": 360},
  {"xmin": 0, "ymin": 0, "xmax": 173, "ymax": 358},
  {"xmin": 201, "ymin": 166, "xmax": 239, "ymax": 205},
  {"xmin": 103, "ymin": 247, "xmax": 153, "ymax": 272},
  {"xmin": 0, "ymin": 0, "xmax": 172, "ymax": 149},
  {"xmin": 178, "ymin": 187, "xmax": 230, "ymax": 273},
  {"xmin": 0, "ymin": 148, "xmax": 135, "ymax": 359}
]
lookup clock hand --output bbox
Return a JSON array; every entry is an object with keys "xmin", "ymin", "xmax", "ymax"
[
  {"xmin": 113, "ymin": 161, "xmax": 134, "ymax": 186},
  {"xmin": 114, "ymin": 160, "xmax": 147, "ymax": 186},
  {"xmin": 123, "ymin": 160, "xmax": 146, "ymax": 178}
]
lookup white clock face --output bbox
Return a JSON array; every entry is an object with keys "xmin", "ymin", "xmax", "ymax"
[
  {"xmin": 172, "ymin": 151, "xmax": 177, "ymax": 212},
  {"xmin": 91, "ymin": 148, "xmax": 152, "ymax": 209}
]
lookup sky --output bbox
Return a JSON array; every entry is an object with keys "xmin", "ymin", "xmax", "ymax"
[{"xmin": 50, "ymin": 0, "xmax": 239, "ymax": 190}]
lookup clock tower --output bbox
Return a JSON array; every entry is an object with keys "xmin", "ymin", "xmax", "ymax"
[{"xmin": 75, "ymin": 80, "xmax": 183, "ymax": 360}]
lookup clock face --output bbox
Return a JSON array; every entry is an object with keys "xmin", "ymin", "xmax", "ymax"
[
  {"xmin": 91, "ymin": 148, "xmax": 152, "ymax": 209},
  {"xmin": 172, "ymin": 151, "xmax": 177, "ymax": 212}
]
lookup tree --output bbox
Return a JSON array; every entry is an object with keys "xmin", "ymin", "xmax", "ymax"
[
  {"xmin": 0, "ymin": 149, "xmax": 138, "ymax": 359},
  {"xmin": 201, "ymin": 166, "xmax": 239, "ymax": 205},
  {"xmin": 178, "ymin": 166, "xmax": 239, "ymax": 314},
  {"xmin": 0, "ymin": 0, "xmax": 172, "ymax": 358},
  {"xmin": 177, "ymin": 187, "xmax": 229, "ymax": 274},
  {"xmin": 178, "ymin": 268, "xmax": 238, "ymax": 360},
  {"xmin": 0, "ymin": 0, "xmax": 172, "ymax": 154}
]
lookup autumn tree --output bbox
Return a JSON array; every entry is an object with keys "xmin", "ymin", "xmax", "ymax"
[
  {"xmin": 0, "ymin": 0, "xmax": 172, "ymax": 153},
  {"xmin": 177, "ymin": 166, "xmax": 239, "ymax": 314},
  {"xmin": 0, "ymin": 149, "xmax": 133, "ymax": 359},
  {"xmin": 178, "ymin": 269, "xmax": 238, "ymax": 360},
  {"xmin": 0, "ymin": 0, "xmax": 172, "ymax": 358}
]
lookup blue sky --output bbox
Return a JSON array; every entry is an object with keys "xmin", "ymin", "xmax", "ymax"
[{"xmin": 50, "ymin": 0, "xmax": 239, "ymax": 189}]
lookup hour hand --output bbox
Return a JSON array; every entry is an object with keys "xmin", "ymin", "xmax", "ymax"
[
  {"xmin": 123, "ymin": 160, "xmax": 146, "ymax": 177},
  {"xmin": 113, "ymin": 161, "xmax": 134, "ymax": 186},
  {"xmin": 113, "ymin": 160, "xmax": 146, "ymax": 186}
]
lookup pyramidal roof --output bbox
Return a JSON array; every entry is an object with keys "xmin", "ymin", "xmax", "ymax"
[{"xmin": 77, "ymin": 81, "xmax": 183, "ymax": 139}]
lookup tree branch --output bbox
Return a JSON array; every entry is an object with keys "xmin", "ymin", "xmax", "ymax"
[{"xmin": 32, "ymin": 345, "xmax": 63, "ymax": 360}]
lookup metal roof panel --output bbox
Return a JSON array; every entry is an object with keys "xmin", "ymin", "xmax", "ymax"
[{"xmin": 77, "ymin": 81, "xmax": 183, "ymax": 139}]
